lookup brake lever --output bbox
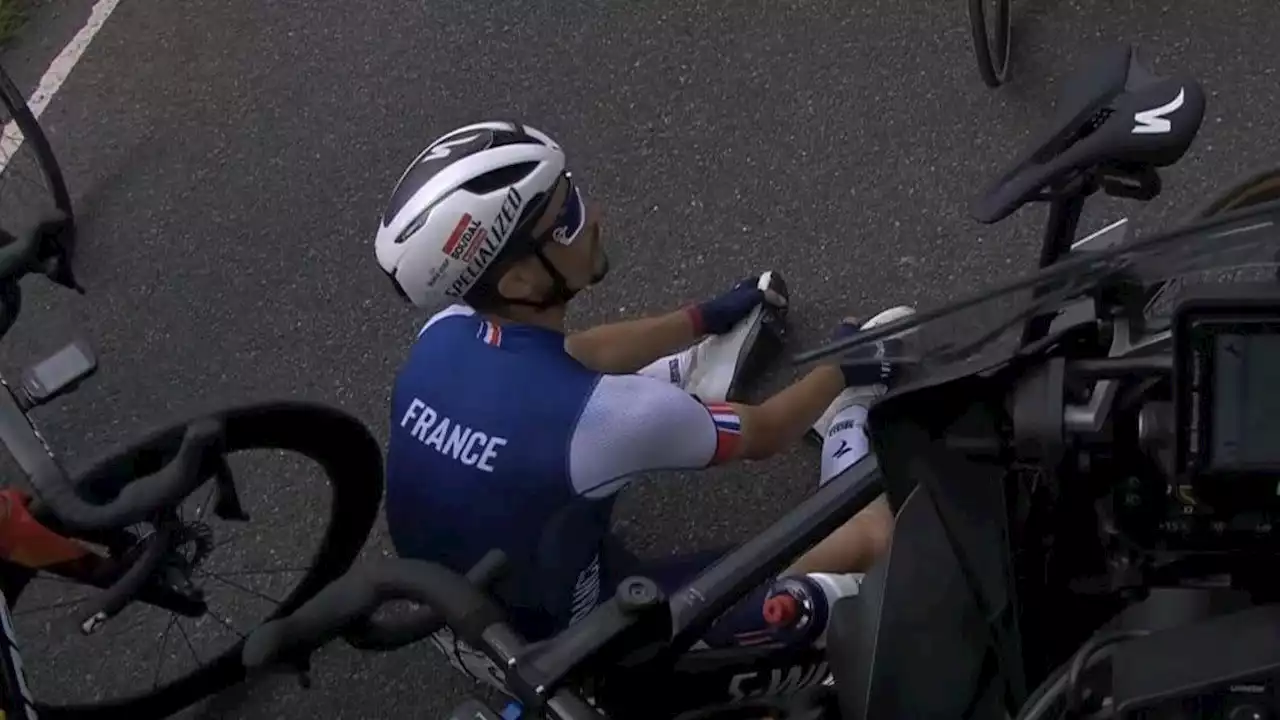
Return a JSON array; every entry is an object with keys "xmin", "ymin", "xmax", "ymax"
[
  {"xmin": 289, "ymin": 652, "xmax": 314, "ymax": 689},
  {"xmin": 209, "ymin": 455, "xmax": 250, "ymax": 521},
  {"xmin": 41, "ymin": 256, "xmax": 83, "ymax": 294},
  {"xmin": 262, "ymin": 645, "xmax": 317, "ymax": 689},
  {"xmin": 33, "ymin": 214, "xmax": 82, "ymax": 294}
]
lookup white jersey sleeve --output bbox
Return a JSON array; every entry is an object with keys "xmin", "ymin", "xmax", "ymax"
[{"xmin": 568, "ymin": 374, "xmax": 743, "ymax": 499}]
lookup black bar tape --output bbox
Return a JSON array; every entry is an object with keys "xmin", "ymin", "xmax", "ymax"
[
  {"xmin": 382, "ymin": 562, "xmax": 505, "ymax": 645},
  {"xmin": 39, "ymin": 419, "xmax": 224, "ymax": 531},
  {"xmin": 346, "ymin": 549, "xmax": 506, "ymax": 650},
  {"xmin": 243, "ymin": 552, "xmax": 510, "ymax": 667}
]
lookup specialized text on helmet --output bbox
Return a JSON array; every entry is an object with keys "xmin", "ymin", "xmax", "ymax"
[{"xmin": 445, "ymin": 186, "xmax": 524, "ymax": 298}]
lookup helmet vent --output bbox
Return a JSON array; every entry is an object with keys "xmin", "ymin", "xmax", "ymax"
[{"xmin": 462, "ymin": 161, "xmax": 539, "ymax": 195}]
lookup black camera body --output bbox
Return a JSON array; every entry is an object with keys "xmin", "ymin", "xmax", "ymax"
[{"xmin": 1173, "ymin": 285, "xmax": 1280, "ymax": 515}]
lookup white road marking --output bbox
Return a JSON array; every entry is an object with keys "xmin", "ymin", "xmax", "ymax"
[{"xmin": 0, "ymin": 0, "xmax": 122, "ymax": 173}]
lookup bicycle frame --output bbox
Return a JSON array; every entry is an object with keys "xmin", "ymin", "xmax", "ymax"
[
  {"xmin": 0, "ymin": 381, "xmax": 205, "ymax": 619},
  {"xmin": 579, "ymin": 213, "xmax": 1161, "ymax": 717},
  {"xmin": 0, "ymin": 486, "xmax": 206, "ymax": 620},
  {"xmin": 1021, "ymin": 183, "xmax": 1091, "ymax": 345},
  {"xmin": 0, "ymin": 586, "xmax": 36, "ymax": 720},
  {"xmin": 596, "ymin": 643, "xmax": 830, "ymax": 715},
  {"xmin": 573, "ymin": 458, "xmax": 885, "ymax": 718}
]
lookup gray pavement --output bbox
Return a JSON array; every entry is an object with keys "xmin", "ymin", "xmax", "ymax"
[{"xmin": 0, "ymin": 0, "xmax": 1278, "ymax": 717}]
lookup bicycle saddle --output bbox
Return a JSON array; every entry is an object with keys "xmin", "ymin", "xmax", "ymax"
[{"xmin": 973, "ymin": 45, "xmax": 1207, "ymax": 224}]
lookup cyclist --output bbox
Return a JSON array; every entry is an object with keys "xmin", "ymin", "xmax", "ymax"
[{"xmin": 374, "ymin": 121, "xmax": 914, "ymax": 683}]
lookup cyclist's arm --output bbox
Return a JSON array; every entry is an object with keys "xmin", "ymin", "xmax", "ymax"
[
  {"xmin": 728, "ymin": 364, "xmax": 846, "ymax": 461},
  {"xmin": 568, "ymin": 366, "xmax": 845, "ymax": 497},
  {"xmin": 564, "ymin": 308, "xmax": 699, "ymax": 374}
]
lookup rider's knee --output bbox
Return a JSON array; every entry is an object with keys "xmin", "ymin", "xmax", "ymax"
[{"xmin": 855, "ymin": 495, "xmax": 894, "ymax": 562}]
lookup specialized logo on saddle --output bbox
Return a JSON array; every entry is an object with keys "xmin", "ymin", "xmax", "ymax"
[
  {"xmin": 1132, "ymin": 87, "xmax": 1185, "ymax": 135},
  {"xmin": 399, "ymin": 398, "xmax": 509, "ymax": 472}
]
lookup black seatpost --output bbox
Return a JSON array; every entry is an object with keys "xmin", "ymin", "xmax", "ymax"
[
  {"xmin": 1037, "ymin": 190, "xmax": 1088, "ymax": 269},
  {"xmin": 1021, "ymin": 179, "xmax": 1091, "ymax": 345}
]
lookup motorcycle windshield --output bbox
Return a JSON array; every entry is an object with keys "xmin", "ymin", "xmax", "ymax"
[{"xmin": 794, "ymin": 199, "xmax": 1280, "ymax": 374}]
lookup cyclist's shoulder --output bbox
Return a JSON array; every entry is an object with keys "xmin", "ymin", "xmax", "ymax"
[
  {"xmin": 413, "ymin": 303, "xmax": 482, "ymax": 340},
  {"xmin": 391, "ymin": 306, "xmax": 604, "ymax": 421}
]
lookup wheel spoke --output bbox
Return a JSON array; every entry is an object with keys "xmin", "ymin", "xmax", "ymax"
[
  {"xmin": 4, "ymin": 164, "xmax": 48, "ymax": 196},
  {"xmin": 3, "ymin": 410, "xmax": 368, "ymax": 710},
  {"xmin": 203, "ymin": 571, "xmax": 283, "ymax": 605},
  {"xmin": 152, "ymin": 616, "xmax": 177, "ymax": 689},
  {"xmin": 173, "ymin": 619, "xmax": 202, "ymax": 667},
  {"xmin": 202, "ymin": 607, "xmax": 246, "ymax": 639}
]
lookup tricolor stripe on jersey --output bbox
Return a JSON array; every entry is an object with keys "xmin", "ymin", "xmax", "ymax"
[
  {"xmin": 705, "ymin": 402, "xmax": 742, "ymax": 465},
  {"xmin": 476, "ymin": 321, "xmax": 502, "ymax": 347}
]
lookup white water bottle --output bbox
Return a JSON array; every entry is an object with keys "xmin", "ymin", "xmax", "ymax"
[{"xmin": 761, "ymin": 572, "xmax": 863, "ymax": 648}]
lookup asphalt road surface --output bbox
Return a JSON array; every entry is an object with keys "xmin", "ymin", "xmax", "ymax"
[{"xmin": 1, "ymin": 0, "xmax": 1278, "ymax": 717}]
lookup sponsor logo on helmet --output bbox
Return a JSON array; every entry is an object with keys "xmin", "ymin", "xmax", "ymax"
[
  {"xmin": 382, "ymin": 130, "xmax": 496, "ymax": 227},
  {"xmin": 423, "ymin": 131, "xmax": 490, "ymax": 162},
  {"xmin": 446, "ymin": 187, "xmax": 525, "ymax": 298},
  {"xmin": 442, "ymin": 214, "xmax": 489, "ymax": 263},
  {"xmin": 426, "ymin": 258, "xmax": 451, "ymax": 288}
]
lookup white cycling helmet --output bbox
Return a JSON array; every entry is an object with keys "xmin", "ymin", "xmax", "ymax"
[{"xmin": 375, "ymin": 121, "xmax": 567, "ymax": 308}]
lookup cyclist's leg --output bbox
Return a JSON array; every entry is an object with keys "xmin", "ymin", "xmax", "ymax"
[
  {"xmin": 636, "ymin": 348, "xmax": 699, "ymax": 387},
  {"xmin": 613, "ymin": 545, "xmax": 864, "ymax": 650},
  {"xmin": 818, "ymin": 398, "xmax": 872, "ymax": 487},
  {"xmin": 635, "ymin": 302, "xmax": 780, "ymax": 402},
  {"xmin": 789, "ymin": 390, "xmax": 895, "ymax": 576}
]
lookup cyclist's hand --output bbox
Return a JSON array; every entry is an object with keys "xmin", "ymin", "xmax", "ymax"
[
  {"xmin": 829, "ymin": 318, "xmax": 905, "ymax": 388},
  {"xmin": 689, "ymin": 273, "xmax": 787, "ymax": 336}
]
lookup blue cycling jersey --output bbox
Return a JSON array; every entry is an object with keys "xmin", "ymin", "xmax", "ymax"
[{"xmin": 386, "ymin": 305, "xmax": 738, "ymax": 640}]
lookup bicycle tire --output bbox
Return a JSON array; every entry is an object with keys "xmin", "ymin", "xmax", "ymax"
[
  {"xmin": 969, "ymin": 0, "xmax": 1012, "ymax": 88},
  {"xmin": 0, "ymin": 62, "xmax": 75, "ymax": 239},
  {"xmin": 29, "ymin": 400, "xmax": 384, "ymax": 720}
]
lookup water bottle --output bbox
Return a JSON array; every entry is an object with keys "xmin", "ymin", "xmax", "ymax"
[{"xmin": 761, "ymin": 573, "xmax": 863, "ymax": 648}]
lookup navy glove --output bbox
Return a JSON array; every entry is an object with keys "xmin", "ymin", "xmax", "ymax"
[
  {"xmin": 689, "ymin": 275, "xmax": 786, "ymax": 336},
  {"xmin": 831, "ymin": 320, "xmax": 906, "ymax": 388}
]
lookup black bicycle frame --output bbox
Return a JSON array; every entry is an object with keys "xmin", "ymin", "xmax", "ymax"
[
  {"xmin": 598, "ymin": 643, "xmax": 830, "ymax": 716},
  {"xmin": 1020, "ymin": 186, "xmax": 1089, "ymax": 346},
  {"xmin": 576, "ymin": 457, "xmax": 884, "ymax": 716},
  {"xmin": 668, "ymin": 456, "xmax": 883, "ymax": 655},
  {"xmin": 0, "ymin": 587, "xmax": 35, "ymax": 719}
]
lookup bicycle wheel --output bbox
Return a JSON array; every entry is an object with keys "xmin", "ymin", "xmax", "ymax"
[
  {"xmin": 0, "ymin": 62, "xmax": 74, "ymax": 243},
  {"xmin": 13, "ymin": 400, "xmax": 383, "ymax": 719},
  {"xmin": 969, "ymin": 0, "xmax": 1012, "ymax": 88}
]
